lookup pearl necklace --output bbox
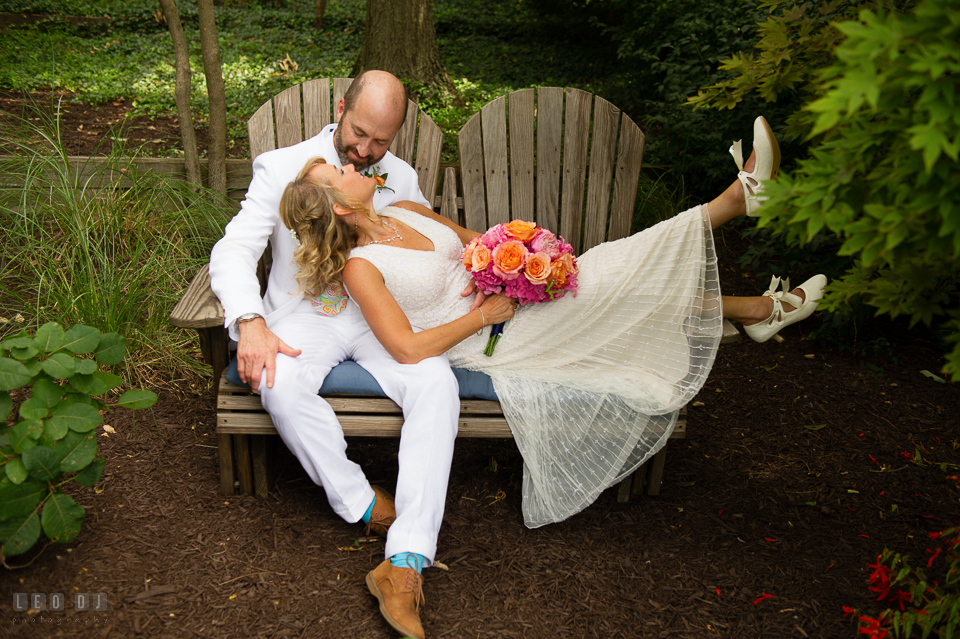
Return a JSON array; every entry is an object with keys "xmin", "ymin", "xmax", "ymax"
[{"xmin": 364, "ymin": 218, "xmax": 403, "ymax": 246}]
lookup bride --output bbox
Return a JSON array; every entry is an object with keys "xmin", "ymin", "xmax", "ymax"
[{"xmin": 279, "ymin": 116, "xmax": 826, "ymax": 528}]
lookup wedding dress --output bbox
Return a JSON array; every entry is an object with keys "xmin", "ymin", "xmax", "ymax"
[{"xmin": 349, "ymin": 205, "xmax": 723, "ymax": 527}]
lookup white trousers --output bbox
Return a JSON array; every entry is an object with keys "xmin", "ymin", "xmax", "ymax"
[{"xmin": 258, "ymin": 301, "xmax": 459, "ymax": 564}]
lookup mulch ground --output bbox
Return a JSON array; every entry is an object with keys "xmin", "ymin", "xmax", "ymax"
[{"xmin": 2, "ymin": 92, "xmax": 959, "ymax": 639}]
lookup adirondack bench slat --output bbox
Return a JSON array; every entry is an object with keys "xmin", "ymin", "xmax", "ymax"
[
  {"xmin": 412, "ymin": 112, "xmax": 443, "ymax": 205},
  {"xmin": 274, "ymin": 85, "xmax": 303, "ymax": 149},
  {"xmin": 535, "ymin": 87, "xmax": 563, "ymax": 233},
  {"xmin": 248, "ymin": 101, "xmax": 276, "ymax": 161},
  {"xmin": 508, "ymin": 89, "xmax": 535, "ymax": 222},
  {"xmin": 390, "ymin": 102, "xmax": 418, "ymax": 165},
  {"xmin": 582, "ymin": 96, "xmax": 620, "ymax": 249},
  {"xmin": 458, "ymin": 113, "xmax": 486, "ymax": 232},
  {"xmin": 301, "ymin": 78, "xmax": 330, "ymax": 139},
  {"xmin": 560, "ymin": 88, "xmax": 591, "ymax": 253},
  {"xmin": 609, "ymin": 114, "xmax": 645, "ymax": 242},
  {"xmin": 481, "ymin": 96, "xmax": 509, "ymax": 226}
]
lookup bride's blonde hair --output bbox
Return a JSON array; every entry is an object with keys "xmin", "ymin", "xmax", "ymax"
[{"xmin": 279, "ymin": 157, "xmax": 375, "ymax": 297}]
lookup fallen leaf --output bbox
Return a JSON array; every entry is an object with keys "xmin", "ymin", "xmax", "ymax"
[
  {"xmin": 804, "ymin": 424, "xmax": 827, "ymax": 431},
  {"xmin": 920, "ymin": 370, "xmax": 946, "ymax": 383}
]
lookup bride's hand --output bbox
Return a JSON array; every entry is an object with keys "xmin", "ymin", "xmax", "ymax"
[
  {"xmin": 480, "ymin": 294, "xmax": 518, "ymax": 325},
  {"xmin": 461, "ymin": 279, "xmax": 488, "ymax": 310}
]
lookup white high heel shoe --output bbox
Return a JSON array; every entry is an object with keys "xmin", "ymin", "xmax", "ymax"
[
  {"xmin": 744, "ymin": 274, "xmax": 828, "ymax": 343},
  {"xmin": 730, "ymin": 116, "xmax": 781, "ymax": 217}
]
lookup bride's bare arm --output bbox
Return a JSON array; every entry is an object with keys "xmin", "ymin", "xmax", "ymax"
[
  {"xmin": 342, "ymin": 257, "xmax": 515, "ymax": 364},
  {"xmin": 392, "ymin": 200, "xmax": 480, "ymax": 247}
]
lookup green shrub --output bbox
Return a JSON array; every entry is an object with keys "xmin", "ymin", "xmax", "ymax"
[
  {"xmin": 0, "ymin": 322, "xmax": 157, "ymax": 564},
  {"xmin": 0, "ymin": 108, "xmax": 230, "ymax": 386},
  {"xmin": 755, "ymin": 0, "xmax": 960, "ymax": 379}
]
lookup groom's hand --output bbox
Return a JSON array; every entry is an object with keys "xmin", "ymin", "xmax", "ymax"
[
  {"xmin": 461, "ymin": 280, "xmax": 487, "ymax": 310},
  {"xmin": 237, "ymin": 318, "xmax": 301, "ymax": 393}
]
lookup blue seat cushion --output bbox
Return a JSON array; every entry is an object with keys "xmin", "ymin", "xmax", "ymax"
[{"xmin": 224, "ymin": 357, "xmax": 498, "ymax": 401}]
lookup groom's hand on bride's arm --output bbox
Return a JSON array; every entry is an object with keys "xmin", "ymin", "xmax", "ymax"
[
  {"xmin": 237, "ymin": 318, "xmax": 302, "ymax": 393},
  {"xmin": 461, "ymin": 280, "xmax": 487, "ymax": 310}
]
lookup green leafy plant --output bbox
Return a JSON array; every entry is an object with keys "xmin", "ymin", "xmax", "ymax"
[
  {"xmin": 755, "ymin": 0, "xmax": 960, "ymax": 379},
  {"xmin": 0, "ymin": 322, "xmax": 157, "ymax": 565},
  {"xmin": 854, "ymin": 527, "xmax": 960, "ymax": 638},
  {"xmin": 688, "ymin": 0, "xmax": 914, "ymax": 141},
  {"xmin": 0, "ymin": 107, "xmax": 230, "ymax": 386}
]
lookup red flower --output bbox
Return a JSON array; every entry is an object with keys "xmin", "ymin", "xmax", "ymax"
[
  {"xmin": 858, "ymin": 615, "xmax": 889, "ymax": 639},
  {"xmin": 929, "ymin": 531, "xmax": 942, "ymax": 540},
  {"xmin": 866, "ymin": 557, "xmax": 892, "ymax": 599},
  {"xmin": 842, "ymin": 606, "xmax": 856, "ymax": 617},
  {"xmin": 927, "ymin": 547, "xmax": 942, "ymax": 568},
  {"xmin": 753, "ymin": 593, "xmax": 775, "ymax": 606},
  {"xmin": 888, "ymin": 590, "xmax": 912, "ymax": 612}
]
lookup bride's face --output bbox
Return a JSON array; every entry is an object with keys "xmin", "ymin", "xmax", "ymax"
[{"xmin": 307, "ymin": 162, "xmax": 377, "ymax": 203}]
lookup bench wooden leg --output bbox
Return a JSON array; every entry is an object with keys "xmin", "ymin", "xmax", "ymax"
[
  {"xmin": 631, "ymin": 462, "xmax": 646, "ymax": 496},
  {"xmin": 616, "ymin": 474, "xmax": 633, "ymax": 503},
  {"xmin": 218, "ymin": 433, "xmax": 236, "ymax": 496},
  {"xmin": 235, "ymin": 434, "xmax": 254, "ymax": 495},
  {"xmin": 646, "ymin": 448, "xmax": 668, "ymax": 496},
  {"xmin": 251, "ymin": 435, "xmax": 275, "ymax": 499}
]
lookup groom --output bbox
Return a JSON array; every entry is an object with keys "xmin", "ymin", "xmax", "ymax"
[{"xmin": 209, "ymin": 70, "xmax": 453, "ymax": 639}]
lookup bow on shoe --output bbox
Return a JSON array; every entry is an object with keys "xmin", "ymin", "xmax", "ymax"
[
  {"xmin": 760, "ymin": 276, "xmax": 803, "ymax": 322},
  {"xmin": 729, "ymin": 138, "xmax": 766, "ymax": 204}
]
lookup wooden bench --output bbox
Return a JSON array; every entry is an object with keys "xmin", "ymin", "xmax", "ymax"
[{"xmin": 170, "ymin": 80, "xmax": 739, "ymax": 505}]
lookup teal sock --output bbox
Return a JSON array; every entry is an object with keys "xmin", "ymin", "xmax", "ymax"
[
  {"xmin": 360, "ymin": 498, "xmax": 375, "ymax": 524},
  {"xmin": 390, "ymin": 552, "xmax": 425, "ymax": 573}
]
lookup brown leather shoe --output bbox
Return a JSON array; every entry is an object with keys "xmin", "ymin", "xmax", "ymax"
[
  {"xmin": 365, "ymin": 485, "xmax": 396, "ymax": 538},
  {"xmin": 366, "ymin": 558, "xmax": 425, "ymax": 639}
]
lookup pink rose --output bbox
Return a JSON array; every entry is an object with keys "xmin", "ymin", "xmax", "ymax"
[
  {"xmin": 482, "ymin": 224, "xmax": 510, "ymax": 247},
  {"xmin": 530, "ymin": 229, "xmax": 560, "ymax": 259}
]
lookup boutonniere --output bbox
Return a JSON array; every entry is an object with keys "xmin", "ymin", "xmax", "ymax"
[{"xmin": 364, "ymin": 165, "xmax": 395, "ymax": 194}]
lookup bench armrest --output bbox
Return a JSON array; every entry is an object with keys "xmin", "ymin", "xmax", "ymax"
[{"xmin": 170, "ymin": 264, "xmax": 224, "ymax": 329}]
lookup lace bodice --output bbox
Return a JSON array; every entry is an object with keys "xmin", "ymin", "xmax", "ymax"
[{"xmin": 348, "ymin": 207, "xmax": 488, "ymax": 364}]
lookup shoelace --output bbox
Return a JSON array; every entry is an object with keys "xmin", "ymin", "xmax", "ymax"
[
  {"xmin": 364, "ymin": 510, "xmax": 396, "ymax": 536},
  {"xmin": 402, "ymin": 560, "xmax": 425, "ymax": 612}
]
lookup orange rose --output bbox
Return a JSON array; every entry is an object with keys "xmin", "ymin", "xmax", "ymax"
[
  {"xmin": 504, "ymin": 219, "xmax": 539, "ymax": 242},
  {"xmin": 558, "ymin": 252, "xmax": 577, "ymax": 275},
  {"xmin": 471, "ymin": 243, "xmax": 491, "ymax": 271},
  {"xmin": 549, "ymin": 258, "xmax": 570, "ymax": 288},
  {"xmin": 523, "ymin": 252, "xmax": 551, "ymax": 285},
  {"xmin": 461, "ymin": 237, "xmax": 481, "ymax": 269},
  {"xmin": 492, "ymin": 240, "xmax": 527, "ymax": 279}
]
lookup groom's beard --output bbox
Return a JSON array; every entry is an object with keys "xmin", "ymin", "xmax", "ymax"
[{"xmin": 334, "ymin": 126, "xmax": 374, "ymax": 172}]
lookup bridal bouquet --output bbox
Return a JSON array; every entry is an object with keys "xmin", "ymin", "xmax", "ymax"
[{"xmin": 461, "ymin": 220, "xmax": 579, "ymax": 355}]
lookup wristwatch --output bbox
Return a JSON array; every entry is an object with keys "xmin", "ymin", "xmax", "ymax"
[{"xmin": 234, "ymin": 313, "xmax": 262, "ymax": 332}]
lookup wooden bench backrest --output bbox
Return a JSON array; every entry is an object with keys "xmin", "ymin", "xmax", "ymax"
[
  {"xmin": 457, "ymin": 87, "xmax": 644, "ymax": 253},
  {"xmin": 246, "ymin": 78, "xmax": 444, "ymax": 204}
]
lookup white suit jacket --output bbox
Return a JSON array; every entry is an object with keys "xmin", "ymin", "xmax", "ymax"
[{"xmin": 209, "ymin": 123, "xmax": 431, "ymax": 340}]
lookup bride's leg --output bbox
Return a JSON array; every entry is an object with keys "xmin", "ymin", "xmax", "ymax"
[
  {"xmin": 705, "ymin": 148, "xmax": 754, "ymax": 229},
  {"xmin": 722, "ymin": 292, "xmax": 803, "ymax": 325}
]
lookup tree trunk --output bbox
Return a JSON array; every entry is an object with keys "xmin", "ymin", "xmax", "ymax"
[
  {"xmin": 314, "ymin": 0, "xmax": 327, "ymax": 30},
  {"xmin": 197, "ymin": 0, "xmax": 227, "ymax": 196},
  {"xmin": 158, "ymin": 0, "xmax": 201, "ymax": 190},
  {"xmin": 352, "ymin": 0, "xmax": 462, "ymax": 105}
]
